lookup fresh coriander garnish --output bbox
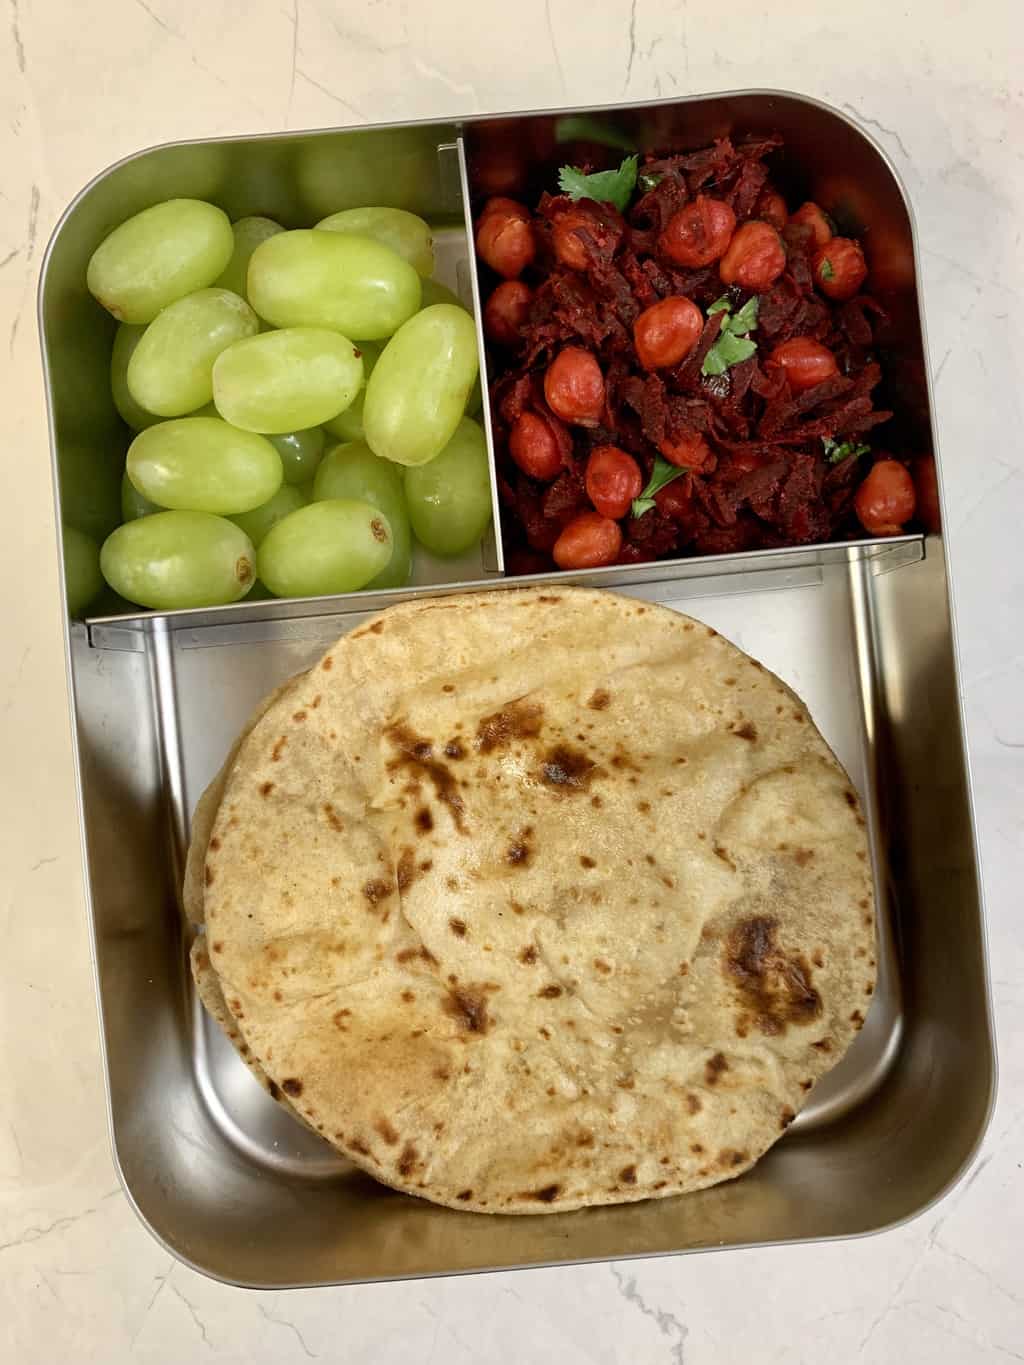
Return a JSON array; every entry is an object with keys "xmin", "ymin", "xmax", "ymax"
[
  {"xmin": 823, "ymin": 437, "xmax": 871, "ymax": 465},
  {"xmin": 558, "ymin": 155, "xmax": 639, "ymax": 213},
  {"xmin": 631, "ymin": 456, "xmax": 687, "ymax": 518},
  {"xmin": 701, "ymin": 294, "xmax": 760, "ymax": 377},
  {"xmin": 820, "ymin": 257, "xmax": 836, "ymax": 281}
]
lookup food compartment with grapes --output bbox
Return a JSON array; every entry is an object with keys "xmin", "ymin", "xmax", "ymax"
[
  {"xmin": 71, "ymin": 189, "xmax": 491, "ymax": 614},
  {"xmin": 471, "ymin": 133, "xmax": 936, "ymax": 573}
]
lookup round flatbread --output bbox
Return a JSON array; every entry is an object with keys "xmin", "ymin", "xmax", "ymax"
[{"xmin": 199, "ymin": 588, "xmax": 876, "ymax": 1213}]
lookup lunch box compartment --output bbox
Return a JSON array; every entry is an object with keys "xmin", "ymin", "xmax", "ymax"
[{"xmin": 41, "ymin": 92, "xmax": 992, "ymax": 1286}]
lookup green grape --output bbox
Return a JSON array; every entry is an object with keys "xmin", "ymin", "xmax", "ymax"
[
  {"xmin": 230, "ymin": 482, "xmax": 307, "ymax": 547},
  {"xmin": 268, "ymin": 427, "xmax": 326, "ymax": 485},
  {"xmin": 247, "ymin": 230, "xmax": 421, "ymax": 340},
  {"xmin": 418, "ymin": 277, "xmax": 469, "ymax": 312},
  {"xmin": 404, "ymin": 417, "xmax": 493, "ymax": 556},
  {"xmin": 87, "ymin": 199, "xmax": 233, "ymax": 323},
  {"xmin": 126, "ymin": 288, "xmax": 259, "ymax": 417},
  {"xmin": 257, "ymin": 500, "xmax": 392, "ymax": 599},
  {"xmin": 363, "ymin": 305, "xmax": 479, "ymax": 467},
  {"xmin": 315, "ymin": 207, "xmax": 434, "ymax": 277},
  {"xmin": 313, "ymin": 441, "xmax": 411, "ymax": 589},
  {"xmin": 62, "ymin": 524, "xmax": 103, "ymax": 617},
  {"xmin": 100, "ymin": 511, "xmax": 255, "ymax": 609},
  {"xmin": 322, "ymin": 340, "xmax": 381, "ymax": 443},
  {"xmin": 121, "ymin": 469, "xmax": 163, "ymax": 521},
  {"xmin": 212, "ymin": 328, "xmax": 363, "ymax": 434},
  {"xmin": 110, "ymin": 324, "xmax": 162, "ymax": 431},
  {"xmin": 214, "ymin": 216, "xmax": 284, "ymax": 299},
  {"xmin": 126, "ymin": 416, "xmax": 282, "ymax": 514}
]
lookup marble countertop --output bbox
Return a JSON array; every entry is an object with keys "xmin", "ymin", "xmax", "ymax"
[{"xmin": 1, "ymin": 1, "xmax": 1020, "ymax": 1360}]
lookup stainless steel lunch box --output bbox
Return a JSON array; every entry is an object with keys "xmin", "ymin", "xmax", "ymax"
[{"xmin": 39, "ymin": 90, "xmax": 994, "ymax": 1287}]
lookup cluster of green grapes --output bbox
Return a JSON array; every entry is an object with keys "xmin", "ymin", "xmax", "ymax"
[{"xmin": 65, "ymin": 198, "xmax": 493, "ymax": 614}]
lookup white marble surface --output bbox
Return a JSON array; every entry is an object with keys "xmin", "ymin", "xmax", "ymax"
[{"xmin": 1, "ymin": 0, "xmax": 1021, "ymax": 1360}]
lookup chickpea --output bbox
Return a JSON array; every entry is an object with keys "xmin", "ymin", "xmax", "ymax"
[
  {"xmin": 508, "ymin": 411, "xmax": 569, "ymax": 481},
  {"xmin": 719, "ymin": 220, "xmax": 787, "ymax": 291},
  {"xmin": 769, "ymin": 337, "xmax": 840, "ymax": 393},
  {"xmin": 633, "ymin": 296, "xmax": 704, "ymax": 370},
  {"xmin": 543, "ymin": 348, "xmax": 605, "ymax": 426},
  {"xmin": 660, "ymin": 196, "xmax": 737, "ymax": 268},
  {"xmin": 484, "ymin": 280, "xmax": 533, "ymax": 346},
  {"xmin": 790, "ymin": 201, "xmax": 833, "ymax": 249},
  {"xmin": 476, "ymin": 202, "xmax": 536, "ymax": 279},
  {"xmin": 854, "ymin": 459, "xmax": 916, "ymax": 535},
  {"xmin": 552, "ymin": 512, "xmax": 623, "ymax": 569},
  {"xmin": 813, "ymin": 237, "xmax": 868, "ymax": 301},
  {"xmin": 585, "ymin": 446, "xmax": 643, "ymax": 519}
]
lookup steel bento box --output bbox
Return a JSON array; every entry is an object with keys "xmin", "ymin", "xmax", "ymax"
[{"xmin": 40, "ymin": 89, "xmax": 993, "ymax": 1287}]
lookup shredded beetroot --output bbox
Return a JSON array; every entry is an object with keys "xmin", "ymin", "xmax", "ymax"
[{"xmin": 476, "ymin": 135, "xmax": 909, "ymax": 571}]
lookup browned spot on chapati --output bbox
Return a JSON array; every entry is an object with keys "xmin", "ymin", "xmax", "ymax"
[
  {"xmin": 322, "ymin": 802, "xmax": 343, "ymax": 831},
  {"xmin": 204, "ymin": 865, "xmax": 214, "ymax": 886},
  {"xmin": 713, "ymin": 843, "xmax": 736, "ymax": 870},
  {"xmin": 292, "ymin": 710, "xmax": 306, "ymax": 722},
  {"xmin": 812, "ymin": 949, "xmax": 825, "ymax": 968},
  {"xmin": 475, "ymin": 700, "xmax": 544, "ymax": 755},
  {"xmin": 321, "ymin": 656, "xmax": 333, "ymax": 670},
  {"xmin": 282, "ymin": 1078, "xmax": 303, "ymax": 1097},
  {"xmin": 395, "ymin": 945, "xmax": 437, "ymax": 966},
  {"xmin": 209, "ymin": 835, "xmax": 221, "ymax": 851},
  {"xmin": 794, "ymin": 848, "xmax": 814, "ymax": 866},
  {"xmin": 593, "ymin": 958, "xmax": 611, "ymax": 975},
  {"xmin": 780, "ymin": 1106, "xmax": 796, "ymax": 1129},
  {"xmin": 414, "ymin": 806, "xmax": 434, "ymax": 833},
  {"xmin": 724, "ymin": 916, "xmax": 821, "ymax": 1036},
  {"xmin": 579, "ymin": 854, "xmax": 596, "ymax": 868},
  {"xmin": 799, "ymin": 1078, "xmax": 813, "ymax": 1091},
  {"xmin": 519, "ymin": 1184, "xmax": 560, "ymax": 1203},
  {"xmin": 211, "ymin": 941, "xmax": 222, "ymax": 953},
  {"xmin": 449, "ymin": 917, "xmax": 468, "ymax": 938},
  {"xmin": 349, "ymin": 1136, "xmax": 369, "ymax": 1156},
  {"xmin": 362, "ymin": 878, "xmax": 393, "ymax": 906},
  {"xmin": 538, "ymin": 984, "xmax": 562, "ymax": 999},
  {"xmin": 690, "ymin": 1142, "xmax": 704, "ymax": 1155},
  {"xmin": 587, "ymin": 688, "xmax": 611, "ymax": 711},
  {"xmin": 456, "ymin": 1189, "xmax": 473, "ymax": 1201},
  {"xmin": 443, "ymin": 985, "xmax": 490, "ymax": 1033},
  {"xmin": 267, "ymin": 1081, "xmax": 280, "ymax": 1100},
  {"xmin": 519, "ymin": 944, "xmax": 538, "ymax": 964},
  {"xmin": 271, "ymin": 736, "xmax": 288, "ymax": 761},
  {"xmin": 812, "ymin": 1038, "xmax": 833, "ymax": 1052},
  {"xmin": 444, "ymin": 739, "xmax": 465, "ymax": 760},
  {"xmin": 507, "ymin": 827, "xmax": 533, "ymax": 866},
  {"xmin": 259, "ymin": 781, "xmax": 274, "ymax": 798},
  {"xmin": 540, "ymin": 744, "xmax": 598, "ymax": 792},
  {"xmin": 719, "ymin": 1148, "xmax": 747, "ymax": 1168},
  {"xmin": 385, "ymin": 722, "xmax": 467, "ymax": 834},
  {"xmin": 396, "ymin": 847, "xmax": 420, "ymax": 893},
  {"xmin": 400, "ymin": 989, "xmax": 415, "ymax": 1003},
  {"xmin": 620, "ymin": 1164, "xmax": 637, "ymax": 1184},
  {"xmin": 734, "ymin": 721, "xmax": 757, "ymax": 741},
  {"xmin": 850, "ymin": 1009, "xmax": 865, "ymax": 1027},
  {"xmin": 705, "ymin": 1052, "xmax": 728, "ymax": 1085},
  {"xmin": 374, "ymin": 1117, "xmax": 398, "ymax": 1145}
]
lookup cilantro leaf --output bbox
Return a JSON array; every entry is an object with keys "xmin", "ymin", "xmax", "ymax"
[
  {"xmin": 701, "ymin": 293, "xmax": 760, "ymax": 376},
  {"xmin": 823, "ymin": 437, "xmax": 871, "ymax": 465},
  {"xmin": 554, "ymin": 115, "xmax": 635, "ymax": 152},
  {"xmin": 631, "ymin": 457, "xmax": 688, "ymax": 518},
  {"xmin": 819, "ymin": 257, "xmax": 835, "ymax": 281},
  {"xmin": 558, "ymin": 155, "xmax": 639, "ymax": 212},
  {"xmin": 728, "ymin": 295, "xmax": 760, "ymax": 334},
  {"xmin": 702, "ymin": 332, "xmax": 757, "ymax": 376}
]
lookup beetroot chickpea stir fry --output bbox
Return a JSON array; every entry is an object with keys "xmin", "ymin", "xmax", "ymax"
[{"xmin": 474, "ymin": 135, "xmax": 930, "ymax": 571}]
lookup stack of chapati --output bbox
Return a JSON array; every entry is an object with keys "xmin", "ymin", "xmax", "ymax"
[{"xmin": 185, "ymin": 587, "xmax": 876, "ymax": 1214}]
